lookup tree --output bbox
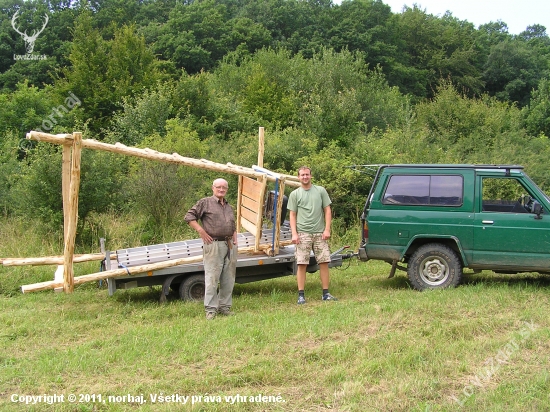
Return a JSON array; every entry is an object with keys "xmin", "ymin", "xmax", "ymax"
[
  {"xmin": 523, "ymin": 78, "xmax": 550, "ymax": 137},
  {"xmin": 125, "ymin": 119, "xmax": 208, "ymax": 230},
  {"xmin": 12, "ymin": 141, "xmax": 125, "ymax": 235},
  {"xmin": 0, "ymin": 131, "xmax": 21, "ymax": 216},
  {"xmin": 0, "ymin": 80, "xmax": 53, "ymax": 139},
  {"xmin": 329, "ymin": 0, "xmax": 395, "ymax": 77},
  {"xmin": 390, "ymin": 6, "xmax": 484, "ymax": 99},
  {"xmin": 153, "ymin": 0, "xmax": 270, "ymax": 73},
  {"xmin": 519, "ymin": 24, "xmax": 548, "ymax": 41},
  {"xmin": 483, "ymin": 39, "xmax": 545, "ymax": 107},
  {"xmin": 0, "ymin": 0, "xmax": 78, "ymax": 91},
  {"xmin": 55, "ymin": 10, "xmax": 161, "ymax": 136},
  {"xmin": 368, "ymin": 82, "xmax": 536, "ymax": 169}
]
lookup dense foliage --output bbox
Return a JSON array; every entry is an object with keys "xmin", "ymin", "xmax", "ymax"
[{"xmin": 1, "ymin": 0, "xmax": 550, "ymax": 244}]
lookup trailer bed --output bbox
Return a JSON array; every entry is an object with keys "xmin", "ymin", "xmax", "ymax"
[{"xmin": 104, "ymin": 227, "xmax": 346, "ymax": 301}]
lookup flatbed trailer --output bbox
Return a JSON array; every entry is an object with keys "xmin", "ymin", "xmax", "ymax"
[{"xmin": 104, "ymin": 226, "xmax": 352, "ymax": 302}]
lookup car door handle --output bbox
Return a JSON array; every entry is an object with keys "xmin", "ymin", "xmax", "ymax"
[{"xmin": 482, "ymin": 220, "xmax": 494, "ymax": 224}]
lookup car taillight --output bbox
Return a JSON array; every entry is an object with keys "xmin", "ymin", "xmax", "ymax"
[{"xmin": 362, "ymin": 220, "xmax": 369, "ymax": 241}]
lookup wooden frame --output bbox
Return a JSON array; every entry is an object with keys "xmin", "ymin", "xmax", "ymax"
[
  {"xmin": 7, "ymin": 129, "xmax": 302, "ymax": 293},
  {"xmin": 237, "ymin": 175, "xmax": 267, "ymax": 251}
]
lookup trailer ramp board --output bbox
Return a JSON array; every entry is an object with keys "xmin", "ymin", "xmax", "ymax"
[{"xmin": 113, "ymin": 229, "xmax": 292, "ymax": 268}]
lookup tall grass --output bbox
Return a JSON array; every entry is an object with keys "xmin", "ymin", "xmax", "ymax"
[{"xmin": 1, "ymin": 218, "xmax": 549, "ymax": 411}]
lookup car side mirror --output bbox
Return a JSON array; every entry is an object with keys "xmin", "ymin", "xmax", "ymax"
[{"xmin": 532, "ymin": 200, "xmax": 543, "ymax": 219}]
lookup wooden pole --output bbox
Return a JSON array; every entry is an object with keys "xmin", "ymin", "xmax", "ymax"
[
  {"xmin": 25, "ymin": 131, "xmax": 300, "ymax": 187},
  {"xmin": 258, "ymin": 127, "xmax": 264, "ymax": 168},
  {"xmin": 236, "ymin": 175, "xmax": 243, "ymax": 233},
  {"xmin": 2, "ymin": 253, "xmax": 110, "ymax": 266},
  {"xmin": 63, "ymin": 132, "xmax": 82, "ymax": 293},
  {"xmin": 254, "ymin": 174, "xmax": 268, "ymax": 251},
  {"xmin": 21, "ymin": 241, "xmax": 293, "ymax": 293},
  {"xmin": 272, "ymin": 178, "xmax": 286, "ymax": 256},
  {"xmin": 253, "ymin": 165, "xmax": 300, "ymax": 184}
]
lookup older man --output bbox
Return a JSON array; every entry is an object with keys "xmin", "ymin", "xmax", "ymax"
[{"xmin": 185, "ymin": 178, "xmax": 238, "ymax": 319}]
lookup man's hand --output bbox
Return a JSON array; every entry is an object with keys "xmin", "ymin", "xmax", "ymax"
[
  {"xmin": 199, "ymin": 228, "xmax": 213, "ymax": 244},
  {"xmin": 189, "ymin": 220, "xmax": 213, "ymax": 244}
]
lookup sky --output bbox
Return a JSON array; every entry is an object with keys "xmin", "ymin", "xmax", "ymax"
[{"xmin": 379, "ymin": 0, "xmax": 550, "ymax": 35}]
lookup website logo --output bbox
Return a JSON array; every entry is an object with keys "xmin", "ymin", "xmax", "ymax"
[{"xmin": 11, "ymin": 10, "xmax": 48, "ymax": 60}]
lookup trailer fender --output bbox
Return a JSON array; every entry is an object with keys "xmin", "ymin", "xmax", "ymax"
[{"xmin": 160, "ymin": 274, "xmax": 185, "ymax": 304}]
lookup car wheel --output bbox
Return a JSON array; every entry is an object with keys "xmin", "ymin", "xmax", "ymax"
[{"xmin": 408, "ymin": 243, "xmax": 462, "ymax": 290}]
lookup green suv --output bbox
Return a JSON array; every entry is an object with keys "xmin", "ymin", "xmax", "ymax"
[{"xmin": 358, "ymin": 164, "xmax": 550, "ymax": 290}]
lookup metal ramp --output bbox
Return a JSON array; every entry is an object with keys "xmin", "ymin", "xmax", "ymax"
[{"xmin": 114, "ymin": 227, "xmax": 292, "ymax": 269}]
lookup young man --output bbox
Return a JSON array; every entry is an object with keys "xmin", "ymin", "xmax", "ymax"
[
  {"xmin": 185, "ymin": 178, "xmax": 238, "ymax": 319},
  {"xmin": 287, "ymin": 166, "xmax": 337, "ymax": 304}
]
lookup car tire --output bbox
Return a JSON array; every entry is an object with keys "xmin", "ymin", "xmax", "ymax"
[
  {"xmin": 408, "ymin": 243, "xmax": 462, "ymax": 290},
  {"xmin": 179, "ymin": 274, "xmax": 205, "ymax": 301}
]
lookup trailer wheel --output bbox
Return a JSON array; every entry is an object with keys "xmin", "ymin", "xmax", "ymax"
[
  {"xmin": 408, "ymin": 243, "xmax": 462, "ymax": 291},
  {"xmin": 179, "ymin": 274, "xmax": 205, "ymax": 301}
]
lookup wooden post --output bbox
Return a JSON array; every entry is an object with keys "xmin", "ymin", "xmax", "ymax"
[
  {"xmin": 236, "ymin": 175, "xmax": 243, "ymax": 233},
  {"xmin": 257, "ymin": 127, "xmax": 264, "ymax": 168},
  {"xmin": 63, "ymin": 132, "xmax": 82, "ymax": 293},
  {"xmin": 272, "ymin": 177, "xmax": 286, "ymax": 255},
  {"xmin": 254, "ymin": 174, "xmax": 267, "ymax": 251},
  {"xmin": 62, "ymin": 144, "xmax": 71, "ymax": 240}
]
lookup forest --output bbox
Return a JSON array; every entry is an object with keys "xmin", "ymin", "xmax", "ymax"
[{"xmin": 1, "ymin": 0, "xmax": 550, "ymax": 248}]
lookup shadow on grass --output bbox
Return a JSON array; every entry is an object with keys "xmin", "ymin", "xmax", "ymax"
[
  {"xmin": 108, "ymin": 277, "xmax": 299, "ymax": 305},
  {"xmin": 105, "ymin": 270, "xmax": 550, "ymax": 306},
  {"xmin": 111, "ymin": 285, "xmax": 171, "ymax": 304},
  {"xmin": 364, "ymin": 274, "xmax": 412, "ymax": 290},
  {"xmin": 369, "ymin": 272, "xmax": 550, "ymax": 292},
  {"xmin": 461, "ymin": 272, "xmax": 550, "ymax": 289},
  {"xmin": 232, "ymin": 277, "xmax": 297, "ymax": 297}
]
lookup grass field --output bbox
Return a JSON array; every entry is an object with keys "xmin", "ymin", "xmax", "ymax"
[{"xmin": 1, "ymin": 247, "xmax": 549, "ymax": 411}]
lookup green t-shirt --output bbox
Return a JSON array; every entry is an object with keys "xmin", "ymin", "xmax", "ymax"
[{"xmin": 287, "ymin": 185, "xmax": 331, "ymax": 233}]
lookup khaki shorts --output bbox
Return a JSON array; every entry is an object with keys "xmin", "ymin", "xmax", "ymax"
[{"xmin": 295, "ymin": 232, "xmax": 331, "ymax": 265}]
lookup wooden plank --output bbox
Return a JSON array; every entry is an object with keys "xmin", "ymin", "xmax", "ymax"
[
  {"xmin": 240, "ymin": 206, "xmax": 258, "ymax": 226},
  {"xmin": 240, "ymin": 218, "xmax": 258, "ymax": 237},
  {"xmin": 242, "ymin": 177, "xmax": 263, "ymax": 199},
  {"xmin": 241, "ymin": 195, "xmax": 259, "ymax": 213}
]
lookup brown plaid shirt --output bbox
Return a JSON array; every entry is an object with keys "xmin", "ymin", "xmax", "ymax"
[{"xmin": 184, "ymin": 195, "xmax": 236, "ymax": 238}]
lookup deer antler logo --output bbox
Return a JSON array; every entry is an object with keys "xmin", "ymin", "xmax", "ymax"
[{"xmin": 11, "ymin": 10, "xmax": 49, "ymax": 54}]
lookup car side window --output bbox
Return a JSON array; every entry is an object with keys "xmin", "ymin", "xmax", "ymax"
[
  {"xmin": 382, "ymin": 175, "xmax": 463, "ymax": 206},
  {"xmin": 481, "ymin": 177, "xmax": 537, "ymax": 213}
]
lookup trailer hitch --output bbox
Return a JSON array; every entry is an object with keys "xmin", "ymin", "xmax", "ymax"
[{"xmin": 331, "ymin": 245, "xmax": 358, "ymax": 260}]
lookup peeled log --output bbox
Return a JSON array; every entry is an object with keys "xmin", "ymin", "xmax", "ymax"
[
  {"xmin": 20, "ymin": 241, "xmax": 292, "ymax": 293},
  {"xmin": 25, "ymin": 131, "xmax": 300, "ymax": 187},
  {"xmin": 2, "ymin": 253, "xmax": 113, "ymax": 267}
]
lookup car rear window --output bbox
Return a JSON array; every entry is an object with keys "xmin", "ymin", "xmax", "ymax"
[{"xmin": 382, "ymin": 174, "xmax": 463, "ymax": 206}]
